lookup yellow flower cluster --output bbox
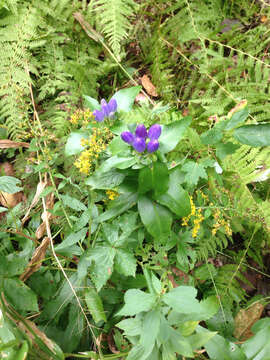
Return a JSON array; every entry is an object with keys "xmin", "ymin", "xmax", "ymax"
[
  {"xmin": 74, "ymin": 127, "xmax": 113, "ymax": 175},
  {"xmin": 211, "ymin": 207, "xmax": 232, "ymax": 236},
  {"xmin": 182, "ymin": 196, "xmax": 204, "ymax": 238},
  {"xmin": 70, "ymin": 109, "xmax": 95, "ymax": 127},
  {"xmin": 106, "ymin": 190, "xmax": 119, "ymax": 201}
]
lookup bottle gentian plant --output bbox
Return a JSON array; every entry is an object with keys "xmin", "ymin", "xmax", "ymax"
[
  {"xmin": 93, "ymin": 98, "xmax": 117, "ymax": 122},
  {"xmin": 121, "ymin": 124, "xmax": 162, "ymax": 153}
]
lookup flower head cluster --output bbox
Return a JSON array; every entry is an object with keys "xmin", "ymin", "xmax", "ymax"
[
  {"xmin": 70, "ymin": 109, "xmax": 95, "ymax": 127},
  {"xmin": 93, "ymin": 98, "xmax": 117, "ymax": 122},
  {"xmin": 74, "ymin": 127, "xmax": 113, "ymax": 174},
  {"xmin": 121, "ymin": 124, "xmax": 161, "ymax": 153},
  {"xmin": 182, "ymin": 196, "xmax": 204, "ymax": 238}
]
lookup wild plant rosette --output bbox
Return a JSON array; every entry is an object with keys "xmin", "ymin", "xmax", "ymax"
[{"xmin": 121, "ymin": 124, "xmax": 161, "ymax": 153}]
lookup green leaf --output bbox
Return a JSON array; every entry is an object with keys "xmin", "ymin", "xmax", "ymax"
[
  {"xmin": 156, "ymin": 169, "xmax": 190, "ymax": 217},
  {"xmin": 85, "ymin": 287, "xmax": 107, "ymax": 323},
  {"xmin": 138, "ymin": 195, "xmax": 172, "ymax": 239},
  {"xmin": 138, "ymin": 162, "xmax": 169, "ymax": 196},
  {"xmin": 201, "ymin": 127, "xmax": 223, "ymax": 145},
  {"xmin": 117, "ymin": 289, "xmax": 157, "ymax": 316},
  {"xmin": 108, "ymin": 135, "xmax": 130, "ymax": 154},
  {"xmin": 78, "ymin": 246, "xmax": 116, "ymax": 291},
  {"xmin": 112, "ymin": 86, "xmax": 141, "ymax": 112},
  {"xmin": 225, "ymin": 107, "xmax": 249, "ymax": 130},
  {"xmin": 117, "ymin": 317, "xmax": 142, "ymax": 337},
  {"xmin": 158, "ymin": 117, "xmax": 191, "ymax": 154},
  {"xmin": 83, "ymin": 95, "xmax": 100, "ymax": 111},
  {"xmin": 60, "ymin": 194, "xmax": 87, "ymax": 211},
  {"xmin": 163, "ymin": 286, "xmax": 201, "ymax": 314},
  {"xmin": 98, "ymin": 155, "xmax": 136, "ymax": 173},
  {"xmin": 115, "ymin": 249, "xmax": 136, "ymax": 277},
  {"xmin": 216, "ymin": 142, "xmax": 240, "ymax": 160},
  {"xmin": 233, "ymin": 124, "xmax": 270, "ymax": 147},
  {"xmin": 65, "ymin": 131, "xmax": 89, "ymax": 156},
  {"xmin": 97, "ymin": 192, "xmax": 138, "ymax": 223},
  {"xmin": 242, "ymin": 322, "xmax": 270, "ymax": 360},
  {"xmin": 189, "ymin": 331, "xmax": 217, "ymax": 351},
  {"xmin": 182, "ymin": 161, "xmax": 208, "ymax": 185},
  {"xmin": 0, "ymin": 176, "xmax": 22, "ymax": 194},
  {"xmin": 54, "ymin": 228, "xmax": 88, "ymax": 251},
  {"xmin": 85, "ymin": 168, "xmax": 125, "ymax": 190},
  {"xmin": 4, "ymin": 278, "xmax": 38, "ymax": 312},
  {"xmin": 140, "ymin": 310, "xmax": 161, "ymax": 359}
]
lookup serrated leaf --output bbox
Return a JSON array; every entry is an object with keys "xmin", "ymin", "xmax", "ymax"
[
  {"xmin": 225, "ymin": 107, "xmax": 249, "ymax": 130},
  {"xmin": 117, "ymin": 289, "xmax": 156, "ymax": 316},
  {"xmin": 201, "ymin": 127, "xmax": 223, "ymax": 145},
  {"xmin": 4, "ymin": 278, "xmax": 38, "ymax": 312},
  {"xmin": 54, "ymin": 228, "xmax": 88, "ymax": 251},
  {"xmin": 85, "ymin": 287, "xmax": 106, "ymax": 323},
  {"xmin": 60, "ymin": 194, "xmax": 87, "ymax": 211},
  {"xmin": 182, "ymin": 161, "xmax": 208, "ymax": 185},
  {"xmin": 0, "ymin": 176, "xmax": 22, "ymax": 194},
  {"xmin": 115, "ymin": 249, "xmax": 136, "ymax": 277}
]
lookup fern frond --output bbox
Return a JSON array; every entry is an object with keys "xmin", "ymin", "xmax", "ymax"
[{"xmin": 94, "ymin": 0, "xmax": 137, "ymax": 57}]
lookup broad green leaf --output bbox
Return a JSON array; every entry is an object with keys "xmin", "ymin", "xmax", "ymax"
[
  {"xmin": 0, "ymin": 176, "xmax": 22, "ymax": 194},
  {"xmin": 216, "ymin": 142, "xmax": 240, "ymax": 160},
  {"xmin": 138, "ymin": 195, "xmax": 172, "ymax": 239},
  {"xmin": 54, "ymin": 228, "xmax": 88, "ymax": 251},
  {"xmin": 85, "ymin": 168, "xmax": 125, "ymax": 190},
  {"xmin": 158, "ymin": 117, "xmax": 191, "ymax": 154},
  {"xmin": 83, "ymin": 95, "xmax": 100, "ymax": 111},
  {"xmin": 0, "ymin": 254, "xmax": 28, "ymax": 277},
  {"xmin": 234, "ymin": 124, "xmax": 270, "ymax": 147},
  {"xmin": 188, "ymin": 331, "xmax": 217, "ymax": 351},
  {"xmin": 108, "ymin": 136, "xmax": 130, "ymax": 154},
  {"xmin": 97, "ymin": 192, "xmax": 138, "ymax": 223},
  {"xmin": 98, "ymin": 155, "xmax": 136, "ymax": 173},
  {"xmin": 112, "ymin": 86, "xmax": 141, "ymax": 112},
  {"xmin": 242, "ymin": 322, "xmax": 270, "ymax": 360},
  {"xmin": 4, "ymin": 278, "xmax": 38, "ymax": 312},
  {"xmin": 115, "ymin": 249, "xmax": 136, "ymax": 277},
  {"xmin": 169, "ymin": 328, "xmax": 193, "ymax": 357},
  {"xmin": 0, "ymin": 206, "xmax": 8, "ymax": 213},
  {"xmin": 117, "ymin": 318, "xmax": 142, "ymax": 337},
  {"xmin": 60, "ymin": 194, "xmax": 87, "ymax": 211},
  {"xmin": 127, "ymin": 344, "xmax": 145, "ymax": 360},
  {"xmin": 102, "ymin": 223, "xmax": 119, "ymax": 245},
  {"xmin": 61, "ymin": 304, "xmax": 84, "ymax": 353},
  {"xmin": 64, "ymin": 131, "xmax": 89, "ymax": 156},
  {"xmin": 140, "ymin": 310, "xmax": 161, "ymax": 359},
  {"xmin": 182, "ymin": 161, "xmax": 208, "ymax": 185},
  {"xmin": 225, "ymin": 107, "xmax": 249, "ymax": 130},
  {"xmin": 138, "ymin": 162, "xmax": 169, "ymax": 196},
  {"xmin": 163, "ymin": 286, "xmax": 201, "ymax": 314},
  {"xmin": 117, "ymin": 289, "xmax": 157, "ymax": 316},
  {"xmin": 85, "ymin": 287, "xmax": 107, "ymax": 323},
  {"xmin": 156, "ymin": 169, "xmax": 190, "ymax": 217},
  {"xmin": 201, "ymin": 127, "xmax": 223, "ymax": 145}
]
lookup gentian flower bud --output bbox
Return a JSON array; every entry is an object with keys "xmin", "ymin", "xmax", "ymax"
[
  {"xmin": 147, "ymin": 139, "xmax": 159, "ymax": 153},
  {"xmin": 133, "ymin": 137, "xmax": 146, "ymax": 153},
  {"xmin": 93, "ymin": 109, "xmax": 105, "ymax": 122},
  {"xmin": 108, "ymin": 98, "xmax": 117, "ymax": 114},
  {"xmin": 135, "ymin": 124, "xmax": 147, "ymax": 139},
  {"xmin": 148, "ymin": 124, "xmax": 161, "ymax": 140},
  {"xmin": 121, "ymin": 131, "xmax": 135, "ymax": 145},
  {"xmin": 101, "ymin": 99, "xmax": 110, "ymax": 117}
]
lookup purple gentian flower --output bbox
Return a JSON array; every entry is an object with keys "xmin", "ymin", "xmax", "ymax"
[
  {"xmin": 133, "ymin": 137, "xmax": 146, "ymax": 153},
  {"xmin": 148, "ymin": 124, "xmax": 161, "ymax": 140},
  {"xmin": 135, "ymin": 124, "xmax": 147, "ymax": 139},
  {"xmin": 147, "ymin": 139, "xmax": 159, "ymax": 153},
  {"xmin": 93, "ymin": 98, "xmax": 117, "ymax": 122},
  {"xmin": 121, "ymin": 131, "xmax": 135, "ymax": 144}
]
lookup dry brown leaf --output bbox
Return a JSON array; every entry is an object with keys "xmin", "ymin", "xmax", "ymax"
[
  {"xmin": 22, "ymin": 180, "xmax": 47, "ymax": 225},
  {"xmin": 234, "ymin": 302, "xmax": 264, "ymax": 341},
  {"xmin": 141, "ymin": 75, "xmax": 158, "ymax": 97},
  {"xmin": 0, "ymin": 191, "xmax": 22, "ymax": 208},
  {"xmin": 0, "ymin": 161, "xmax": 15, "ymax": 176},
  {"xmin": 20, "ymin": 237, "xmax": 50, "ymax": 282},
  {"xmin": 35, "ymin": 192, "xmax": 54, "ymax": 239},
  {"xmin": 0, "ymin": 139, "xmax": 29, "ymax": 149}
]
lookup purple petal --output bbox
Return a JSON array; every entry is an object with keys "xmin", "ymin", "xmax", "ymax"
[
  {"xmin": 147, "ymin": 140, "xmax": 159, "ymax": 153},
  {"xmin": 108, "ymin": 98, "xmax": 117, "ymax": 113},
  {"xmin": 93, "ymin": 109, "xmax": 105, "ymax": 122},
  {"xmin": 135, "ymin": 124, "xmax": 147, "ymax": 139},
  {"xmin": 133, "ymin": 137, "xmax": 146, "ymax": 153},
  {"xmin": 121, "ymin": 131, "xmax": 135, "ymax": 145},
  {"xmin": 148, "ymin": 124, "xmax": 161, "ymax": 140}
]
